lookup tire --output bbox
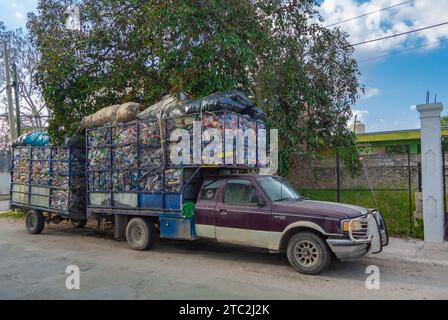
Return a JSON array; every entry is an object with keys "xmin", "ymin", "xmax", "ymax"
[
  {"xmin": 126, "ymin": 217, "xmax": 158, "ymax": 251},
  {"xmin": 25, "ymin": 210, "xmax": 45, "ymax": 234},
  {"xmin": 286, "ymin": 232, "xmax": 332, "ymax": 275},
  {"xmin": 71, "ymin": 219, "xmax": 87, "ymax": 228}
]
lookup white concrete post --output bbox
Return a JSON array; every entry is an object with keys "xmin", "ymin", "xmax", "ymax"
[{"xmin": 417, "ymin": 102, "xmax": 445, "ymax": 243}]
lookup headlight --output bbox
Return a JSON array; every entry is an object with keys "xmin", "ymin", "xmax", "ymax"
[{"xmin": 342, "ymin": 219, "xmax": 363, "ymax": 232}]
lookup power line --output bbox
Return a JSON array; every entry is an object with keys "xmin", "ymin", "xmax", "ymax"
[
  {"xmin": 351, "ymin": 21, "xmax": 448, "ymax": 46},
  {"xmin": 358, "ymin": 38, "xmax": 448, "ymax": 63},
  {"xmin": 325, "ymin": 0, "xmax": 415, "ymax": 28}
]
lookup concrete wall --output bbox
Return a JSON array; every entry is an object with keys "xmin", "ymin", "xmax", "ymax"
[{"xmin": 0, "ymin": 151, "xmax": 11, "ymax": 196}]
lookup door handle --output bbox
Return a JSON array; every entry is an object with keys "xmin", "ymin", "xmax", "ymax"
[{"xmin": 218, "ymin": 209, "xmax": 228, "ymax": 215}]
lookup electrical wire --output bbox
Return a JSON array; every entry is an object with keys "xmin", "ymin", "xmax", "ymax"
[
  {"xmin": 351, "ymin": 21, "xmax": 448, "ymax": 46},
  {"xmin": 357, "ymin": 38, "xmax": 448, "ymax": 63},
  {"xmin": 325, "ymin": 0, "xmax": 415, "ymax": 28}
]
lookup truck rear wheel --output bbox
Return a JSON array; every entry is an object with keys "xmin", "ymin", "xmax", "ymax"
[
  {"xmin": 71, "ymin": 219, "xmax": 87, "ymax": 228},
  {"xmin": 126, "ymin": 217, "xmax": 158, "ymax": 251},
  {"xmin": 25, "ymin": 210, "xmax": 45, "ymax": 234},
  {"xmin": 286, "ymin": 232, "xmax": 331, "ymax": 275}
]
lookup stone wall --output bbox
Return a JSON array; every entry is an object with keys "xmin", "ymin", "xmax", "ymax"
[{"xmin": 291, "ymin": 153, "xmax": 424, "ymax": 191}]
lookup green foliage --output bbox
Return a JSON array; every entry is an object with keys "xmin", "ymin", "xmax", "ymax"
[
  {"xmin": 29, "ymin": 0, "xmax": 360, "ymax": 161},
  {"xmin": 442, "ymin": 115, "xmax": 448, "ymax": 126},
  {"xmin": 0, "ymin": 210, "xmax": 24, "ymax": 219},
  {"xmin": 338, "ymin": 139, "xmax": 363, "ymax": 178}
]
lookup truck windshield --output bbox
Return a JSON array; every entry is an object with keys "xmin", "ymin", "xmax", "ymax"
[{"xmin": 256, "ymin": 176, "xmax": 301, "ymax": 202}]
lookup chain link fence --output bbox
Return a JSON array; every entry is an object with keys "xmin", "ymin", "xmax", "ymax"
[{"xmin": 290, "ymin": 144, "xmax": 421, "ymax": 237}]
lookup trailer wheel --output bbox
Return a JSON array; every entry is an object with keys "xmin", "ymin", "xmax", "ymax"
[
  {"xmin": 126, "ymin": 218, "xmax": 158, "ymax": 251},
  {"xmin": 25, "ymin": 210, "xmax": 45, "ymax": 234},
  {"xmin": 71, "ymin": 219, "xmax": 87, "ymax": 228}
]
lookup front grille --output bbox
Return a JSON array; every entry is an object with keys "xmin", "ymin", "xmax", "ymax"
[{"xmin": 348, "ymin": 216, "xmax": 371, "ymax": 242}]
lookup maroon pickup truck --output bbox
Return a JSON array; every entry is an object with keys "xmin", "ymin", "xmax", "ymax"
[{"xmin": 194, "ymin": 174, "xmax": 388, "ymax": 275}]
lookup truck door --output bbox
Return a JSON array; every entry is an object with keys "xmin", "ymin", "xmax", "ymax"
[
  {"xmin": 194, "ymin": 178, "xmax": 222, "ymax": 239},
  {"xmin": 215, "ymin": 178, "xmax": 273, "ymax": 248}
]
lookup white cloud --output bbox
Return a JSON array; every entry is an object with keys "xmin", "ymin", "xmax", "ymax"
[
  {"xmin": 349, "ymin": 109, "xmax": 369, "ymax": 126},
  {"xmin": 319, "ymin": 0, "xmax": 448, "ymax": 59},
  {"xmin": 410, "ymin": 105, "xmax": 416, "ymax": 110},
  {"xmin": 361, "ymin": 87, "xmax": 381, "ymax": 100},
  {"xmin": 15, "ymin": 11, "xmax": 23, "ymax": 19}
]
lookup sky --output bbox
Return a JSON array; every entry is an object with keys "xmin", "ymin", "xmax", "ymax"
[{"xmin": 1, "ymin": 0, "xmax": 447, "ymax": 133}]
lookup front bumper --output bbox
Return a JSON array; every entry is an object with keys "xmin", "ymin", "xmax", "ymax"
[
  {"xmin": 326, "ymin": 239, "xmax": 370, "ymax": 260},
  {"xmin": 327, "ymin": 211, "xmax": 389, "ymax": 260}
]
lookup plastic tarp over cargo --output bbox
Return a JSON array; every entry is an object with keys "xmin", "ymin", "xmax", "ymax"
[
  {"xmin": 136, "ymin": 94, "xmax": 187, "ymax": 120},
  {"xmin": 12, "ymin": 131, "xmax": 50, "ymax": 147},
  {"xmin": 80, "ymin": 102, "xmax": 144, "ymax": 130},
  {"xmin": 137, "ymin": 91, "xmax": 266, "ymax": 122},
  {"xmin": 183, "ymin": 91, "xmax": 267, "ymax": 121}
]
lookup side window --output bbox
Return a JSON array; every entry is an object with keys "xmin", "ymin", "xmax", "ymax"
[
  {"xmin": 200, "ymin": 179, "xmax": 220, "ymax": 201},
  {"xmin": 223, "ymin": 179, "xmax": 259, "ymax": 205}
]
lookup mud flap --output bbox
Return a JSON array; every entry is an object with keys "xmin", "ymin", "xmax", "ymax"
[{"xmin": 367, "ymin": 214, "xmax": 383, "ymax": 254}]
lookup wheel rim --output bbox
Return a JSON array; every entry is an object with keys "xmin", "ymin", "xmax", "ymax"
[
  {"xmin": 28, "ymin": 214, "xmax": 36, "ymax": 230},
  {"xmin": 130, "ymin": 224, "xmax": 145, "ymax": 246},
  {"xmin": 294, "ymin": 240, "xmax": 319, "ymax": 267}
]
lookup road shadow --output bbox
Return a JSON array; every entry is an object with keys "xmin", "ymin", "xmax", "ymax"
[{"xmin": 40, "ymin": 223, "xmax": 381, "ymax": 280}]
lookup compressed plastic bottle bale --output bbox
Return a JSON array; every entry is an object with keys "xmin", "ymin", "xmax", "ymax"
[
  {"xmin": 88, "ymin": 148, "xmax": 110, "ymax": 171},
  {"xmin": 140, "ymin": 169, "xmax": 162, "ymax": 191},
  {"xmin": 164, "ymin": 169, "xmax": 182, "ymax": 192},
  {"xmin": 113, "ymin": 145, "xmax": 138, "ymax": 169},
  {"xmin": 116, "ymin": 102, "xmax": 144, "ymax": 123},
  {"xmin": 139, "ymin": 120, "xmax": 161, "ymax": 147},
  {"xmin": 88, "ymin": 127, "xmax": 111, "ymax": 147},
  {"xmin": 79, "ymin": 104, "xmax": 120, "ymax": 130},
  {"xmin": 113, "ymin": 124, "xmax": 137, "ymax": 145}
]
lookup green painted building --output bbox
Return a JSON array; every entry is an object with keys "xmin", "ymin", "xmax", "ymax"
[{"xmin": 355, "ymin": 128, "xmax": 448, "ymax": 155}]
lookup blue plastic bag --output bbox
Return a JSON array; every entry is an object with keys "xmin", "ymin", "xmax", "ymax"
[{"xmin": 22, "ymin": 132, "xmax": 50, "ymax": 146}]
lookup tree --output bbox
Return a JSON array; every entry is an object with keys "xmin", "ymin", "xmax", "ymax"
[
  {"xmin": 253, "ymin": 0, "xmax": 360, "ymax": 174},
  {"xmin": 29, "ymin": 0, "xmax": 360, "ymax": 175},
  {"xmin": 0, "ymin": 21, "xmax": 48, "ymax": 147},
  {"xmin": 442, "ymin": 115, "xmax": 448, "ymax": 127}
]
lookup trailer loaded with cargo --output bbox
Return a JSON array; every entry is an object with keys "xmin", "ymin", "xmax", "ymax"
[
  {"xmin": 9, "ymin": 91, "xmax": 388, "ymax": 275},
  {"xmin": 10, "ymin": 144, "xmax": 86, "ymax": 232}
]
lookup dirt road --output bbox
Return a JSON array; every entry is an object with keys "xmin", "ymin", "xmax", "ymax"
[{"xmin": 0, "ymin": 218, "xmax": 447, "ymax": 299}]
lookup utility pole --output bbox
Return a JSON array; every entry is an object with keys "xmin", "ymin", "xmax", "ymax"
[
  {"xmin": 2, "ymin": 41, "xmax": 17, "ymax": 140},
  {"xmin": 12, "ymin": 63, "xmax": 21, "ymax": 136}
]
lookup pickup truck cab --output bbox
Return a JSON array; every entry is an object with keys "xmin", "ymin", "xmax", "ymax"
[{"xmin": 193, "ymin": 174, "xmax": 388, "ymax": 275}]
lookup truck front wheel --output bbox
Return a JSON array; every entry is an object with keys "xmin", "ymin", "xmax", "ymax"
[
  {"xmin": 25, "ymin": 210, "xmax": 45, "ymax": 234},
  {"xmin": 126, "ymin": 217, "xmax": 158, "ymax": 251},
  {"xmin": 286, "ymin": 232, "xmax": 331, "ymax": 275}
]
